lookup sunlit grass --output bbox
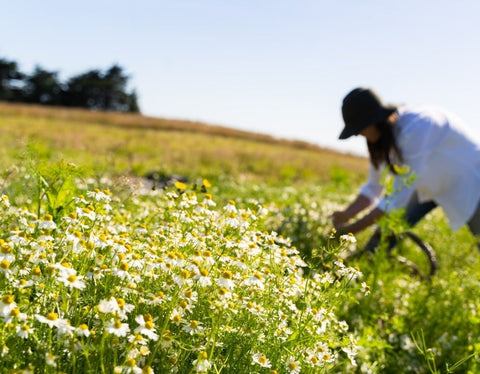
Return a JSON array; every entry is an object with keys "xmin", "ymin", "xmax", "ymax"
[{"xmin": 0, "ymin": 102, "xmax": 367, "ymax": 183}]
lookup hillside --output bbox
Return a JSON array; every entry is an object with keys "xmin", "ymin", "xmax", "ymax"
[{"xmin": 0, "ymin": 101, "xmax": 367, "ymax": 182}]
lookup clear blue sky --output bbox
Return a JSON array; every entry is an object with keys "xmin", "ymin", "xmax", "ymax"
[{"xmin": 2, "ymin": 0, "xmax": 480, "ymax": 155}]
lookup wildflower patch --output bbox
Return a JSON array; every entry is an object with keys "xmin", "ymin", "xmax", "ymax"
[{"xmin": 0, "ymin": 180, "xmax": 364, "ymax": 372}]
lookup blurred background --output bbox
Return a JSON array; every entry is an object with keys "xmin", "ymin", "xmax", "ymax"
[{"xmin": 2, "ymin": 0, "xmax": 480, "ymax": 156}]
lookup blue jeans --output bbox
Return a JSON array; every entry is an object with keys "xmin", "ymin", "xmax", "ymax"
[{"xmin": 364, "ymin": 192, "xmax": 480, "ymax": 252}]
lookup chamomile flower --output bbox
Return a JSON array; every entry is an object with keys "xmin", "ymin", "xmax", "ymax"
[
  {"xmin": 361, "ymin": 282, "xmax": 371, "ymax": 296},
  {"xmin": 0, "ymin": 194, "xmax": 10, "ymax": 208},
  {"xmin": 76, "ymin": 206, "xmax": 96, "ymax": 221},
  {"xmin": 3, "ymin": 307, "xmax": 27, "ymax": 323},
  {"xmin": 106, "ymin": 319, "xmax": 131, "ymax": 337},
  {"xmin": 13, "ymin": 278, "xmax": 34, "ymax": 289},
  {"xmin": 35, "ymin": 312, "xmax": 74, "ymax": 335},
  {"xmin": 216, "ymin": 270, "xmax": 235, "ymax": 290},
  {"xmin": 285, "ymin": 357, "xmax": 301, "ymax": 374},
  {"xmin": 195, "ymin": 268, "xmax": 212, "ymax": 287},
  {"xmin": 192, "ymin": 351, "xmax": 211, "ymax": 373},
  {"xmin": 34, "ymin": 215, "xmax": 57, "ymax": 230},
  {"xmin": 170, "ymin": 308, "xmax": 183, "ymax": 325},
  {"xmin": 58, "ymin": 272, "xmax": 86, "ymax": 290},
  {"xmin": 243, "ymin": 272, "xmax": 265, "ymax": 290},
  {"xmin": 45, "ymin": 352, "xmax": 57, "ymax": 367},
  {"xmin": 252, "ymin": 353, "xmax": 272, "ymax": 368},
  {"xmin": 340, "ymin": 233, "xmax": 357, "ymax": 243},
  {"xmin": 342, "ymin": 345, "xmax": 358, "ymax": 367},
  {"xmin": 0, "ymin": 259, "xmax": 13, "ymax": 277},
  {"xmin": 16, "ymin": 324, "xmax": 34, "ymax": 339},
  {"xmin": 134, "ymin": 314, "xmax": 159, "ymax": 341},
  {"xmin": 202, "ymin": 194, "xmax": 216, "ymax": 207},
  {"xmin": 142, "ymin": 365, "xmax": 154, "ymax": 374},
  {"xmin": 223, "ymin": 200, "xmax": 237, "ymax": 214},
  {"xmin": 123, "ymin": 357, "xmax": 142, "ymax": 373},
  {"xmin": 76, "ymin": 324, "xmax": 91, "ymax": 337},
  {"xmin": 128, "ymin": 333, "xmax": 148, "ymax": 345},
  {"xmin": 87, "ymin": 188, "xmax": 111, "ymax": 202},
  {"xmin": 0, "ymin": 242, "xmax": 15, "ymax": 263},
  {"xmin": 98, "ymin": 297, "xmax": 119, "ymax": 314},
  {"xmin": 113, "ymin": 262, "xmax": 132, "ymax": 279},
  {"xmin": 0, "ymin": 294, "xmax": 16, "ymax": 317},
  {"xmin": 182, "ymin": 320, "xmax": 204, "ymax": 335}
]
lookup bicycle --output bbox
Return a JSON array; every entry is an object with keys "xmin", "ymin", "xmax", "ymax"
[{"xmin": 344, "ymin": 228, "xmax": 438, "ymax": 281}]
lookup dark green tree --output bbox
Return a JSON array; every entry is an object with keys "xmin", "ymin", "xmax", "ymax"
[
  {"xmin": 63, "ymin": 69, "xmax": 104, "ymax": 109},
  {"xmin": 1, "ymin": 57, "xmax": 140, "ymax": 113},
  {"xmin": 0, "ymin": 58, "xmax": 25, "ymax": 101},
  {"xmin": 23, "ymin": 66, "xmax": 62, "ymax": 105},
  {"xmin": 127, "ymin": 90, "xmax": 140, "ymax": 113},
  {"xmin": 63, "ymin": 64, "xmax": 139, "ymax": 112}
]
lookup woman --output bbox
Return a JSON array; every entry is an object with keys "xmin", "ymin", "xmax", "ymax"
[{"xmin": 332, "ymin": 87, "xmax": 480, "ymax": 248}]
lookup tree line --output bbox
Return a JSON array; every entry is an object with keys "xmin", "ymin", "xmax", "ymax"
[{"xmin": 0, "ymin": 57, "xmax": 139, "ymax": 112}]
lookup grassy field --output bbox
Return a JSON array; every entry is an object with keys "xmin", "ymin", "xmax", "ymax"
[
  {"xmin": 0, "ymin": 102, "xmax": 479, "ymax": 373},
  {"xmin": 0, "ymin": 102, "xmax": 366, "ymax": 183}
]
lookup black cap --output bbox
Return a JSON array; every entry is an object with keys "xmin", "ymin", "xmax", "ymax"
[{"xmin": 339, "ymin": 87, "xmax": 397, "ymax": 139}]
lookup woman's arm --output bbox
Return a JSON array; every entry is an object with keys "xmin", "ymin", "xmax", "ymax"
[
  {"xmin": 332, "ymin": 194, "xmax": 372, "ymax": 227},
  {"xmin": 336, "ymin": 207, "xmax": 384, "ymax": 235},
  {"xmin": 332, "ymin": 162, "xmax": 384, "ymax": 229}
]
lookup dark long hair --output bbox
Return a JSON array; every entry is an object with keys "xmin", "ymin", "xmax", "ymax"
[{"xmin": 367, "ymin": 111, "xmax": 403, "ymax": 173}]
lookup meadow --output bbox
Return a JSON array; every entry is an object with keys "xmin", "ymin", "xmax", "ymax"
[{"xmin": 0, "ymin": 103, "xmax": 479, "ymax": 373}]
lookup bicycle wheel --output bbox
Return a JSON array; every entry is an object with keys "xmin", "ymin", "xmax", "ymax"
[{"xmin": 387, "ymin": 231, "xmax": 438, "ymax": 280}]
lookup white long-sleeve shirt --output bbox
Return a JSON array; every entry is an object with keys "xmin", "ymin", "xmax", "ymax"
[{"xmin": 359, "ymin": 105, "xmax": 480, "ymax": 230}]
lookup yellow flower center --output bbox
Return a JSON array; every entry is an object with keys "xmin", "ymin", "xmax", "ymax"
[
  {"xmin": 190, "ymin": 320, "xmax": 199, "ymax": 328},
  {"xmin": 181, "ymin": 269, "xmax": 190, "ymax": 279},
  {"xmin": 10, "ymin": 308, "xmax": 20, "ymax": 317},
  {"xmin": 114, "ymin": 321, "xmax": 122, "ymax": 329},
  {"xmin": 119, "ymin": 262, "xmax": 129, "ymax": 271},
  {"xmin": 1, "ymin": 260, "xmax": 10, "ymax": 269},
  {"xmin": 125, "ymin": 358, "xmax": 136, "ymax": 368},
  {"xmin": 259, "ymin": 355, "xmax": 267, "ymax": 364},
  {"xmin": 145, "ymin": 321, "xmax": 154, "ymax": 330},
  {"xmin": 2, "ymin": 295, "xmax": 14, "ymax": 304},
  {"xmin": 288, "ymin": 361, "xmax": 297, "ymax": 370},
  {"xmin": 143, "ymin": 313, "xmax": 152, "ymax": 322},
  {"xmin": 67, "ymin": 274, "xmax": 77, "ymax": 283},
  {"xmin": 1, "ymin": 244, "xmax": 11, "ymax": 254},
  {"xmin": 222, "ymin": 271, "xmax": 233, "ymax": 280},
  {"xmin": 47, "ymin": 312, "xmax": 58, "ymax": 321}
]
